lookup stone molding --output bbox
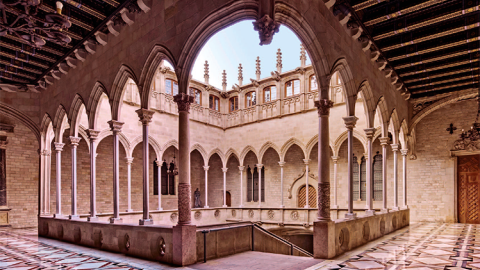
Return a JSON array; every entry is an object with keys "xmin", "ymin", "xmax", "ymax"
[
  {"xmin": 342, "ymin": 116, "xmax": 358, "ymax": 130},
  {"xmin": 315, "ymin": 99, "xmax": 334, "ymax": 116},
  {"xmin": 173, "ymin": 93, "xmax": 195, "ymax": 113},
  {"xmin": 135, "ymin": 109, "xmax": 155, "ymax": 125}
]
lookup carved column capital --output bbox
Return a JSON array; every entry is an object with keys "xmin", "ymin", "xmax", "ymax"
[
  {"xmin": 400, "ymin": 149, "xmax": 408, "ymax": 156},
  {"xmin": 252, "ymin": 14, "xmax": 280, "ymax": 45},
  {"xmin": 86, "ymin": 129, "xmax": 100, "ymax": 141},
  {"xmin": 69, "ymin": 136, "xmax": 81, "ymax": 147},
  {"xmin": 126, "ymin": 157, "xmax": 134, "ymax": 164},
  {"xmin": 203, "ymin": 166, "xmax": 210, "ymax": 171},
  {"xmin": 155, "ymin": 160, "xmax": 162, "ymax": 166},
  {"xmin": 54, "ymin": 142, "xmax": 65, "ymax": 152},
  {"xmin": 174, "ymin": 93, "xmax": 195, "ymax": 113},
  {"xmin": 342, "ymin": 116, "xmax": 358, "ymax": 130},
  {"xmin": 303, "ymin": 159, "xmax": 310, "ymax": 165},
  {"xmin": 256, "ymin": 164, "xmax": 264, "ymax": 169},
  {"xmin": 379, "ymin": 137, "xmax": 390, "ymax": 146},
  {"xmin": 238, "ymin": 166, "xmax": 245, "ymax": 171},
  {"xmin": 391, "ymin": 144, "xmax": 400, "ymax": 152},
  {"xmin": 314, "ymin": 99, "xmax": 334, "ymax": 117},
  {"xmin": 278, "ymin": 161, "xmax": 286, "ymax": 167},
  {"xmin": 222, "ymin": 167, "xmax": 228, "ymax": 173},
  {"xmin": 135, "ymin": 109, "xmax": 155, "ymax": 125},
  {"xmin": 108, "ymin": 120, "xmax": 124, "ymax": 133},
  {"xmin": 41, "ymin": 149, "xmax": 51, "ymax": 156},
  {"xmin": 364, "ymin": 128, "xmax": 376, "ymax": 140},
  {"xmin": 331, "ymin": 156, "xmax": 339, "ymax": 163},
  {"xmin": 0, "ymin": 140, "xmax": 8, "ymax": 150}
]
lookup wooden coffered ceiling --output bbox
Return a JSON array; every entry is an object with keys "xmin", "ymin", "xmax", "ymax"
[
  {"xmin": 335, "ymin": 0, "xmax": 480, "ymax": 102},
  {"xmin": 0, "ymin": 0, "xmax": 139, "ymax": 90}
]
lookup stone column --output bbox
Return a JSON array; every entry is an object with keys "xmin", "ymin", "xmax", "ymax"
[
  {"xmin": 136, "ymin": 109, "xmax": 155, "ymax": 225},
  {"xmin": 342, "ymin": 116, "xmax": 358, "ymax": 219},
  {"xmin": 331, "ymin": 156, "xmax": 339, "ymax": 209},
  {"xmin": 0, "ymin": 140, "xmax": 10, "ymax": 225},
  {"xmin": 314, "ymin": 99, "xmax": 334, "ymax": 221},
  {"xmin": 40, "ymin": 149, "xmax": 52, "ymax": 215},
  {"xmin": 108, "ymin": 120, "xmax": 124, "ymax": 224},
  {"xmin": 391, "ymin": 144, "xmax": 400, "ymax": 211},
  {"xmin": 69, "ymin": 137, "xmax": 81, "ymax": 219},
  {"xmin": 53, "ymin": 142, "xmax": 65, "ymax": 218},
  {"xmin": 364, "ymin": 128, "xmax": 376, "ymax": 216},
  {"xmin": 239, "ymin": 166, "xmax": 245, "ymax": 207},
  {"xmin": 126, "ymin": 157, "xmax": 134, "ymax": 212},
  {"xmin": 156, "ymin": 160, "xmax": 163, "ymax": 210},
  {"xmin": 172, "ymin": 92, "xmax": 197, "ymax": 266},
  {"xmin": 303, "ymin": 159, "xmax": 310, "ymax": 208},
  {"xmin": 278, "ymin": 161, "xmax": 286, "ymax": 208},
  {"xmin": 87, "ymin": 129, "xmax": 99, "ymax": 221},
  {"xmin": 203, "ymin": 166, "xmax": 209, "ymax": 208},
  {"xmin": 401, "ymin": 149, "xmax": 408, "ymax": 209},
  {"xmin": 256, "ymin": 164, "xmax": 263, "ymax": 207},
  {"xmin": 379, "ymin": 137, "xmax": 389, "ymax": 212},
  {"xmin": 222, "ymin": 167, "xmax": 228, "ymax": 207}
]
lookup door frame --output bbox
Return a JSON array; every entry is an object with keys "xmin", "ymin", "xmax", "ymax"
[{"xmin": 452, "ymin": 150, "xmax": 480, "ymax": 223}]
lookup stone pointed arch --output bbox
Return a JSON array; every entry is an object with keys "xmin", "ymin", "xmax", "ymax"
[
  {"xmin": 161, "ymin": 139, "xmax": 178, "ymax": 153},
  {"xmin": 110, "ymin": 65, "xmax": 138, "ymax": 121},
  {"xmin": 399, "ymin": 119, "xmax": 408, "ymax": 150},
  {"xmin": 333, "ymin": 130, "xmax": 368, "ymax": 157},
  {"xmin": 78, "ymin": 124, "xmax": 90, "ymax": 153},
  {"xmin": 68, "ymin": 94, "xmax": 87, "ymax": 137},
  {"xmin": 128, "ymin": 134, "xmax": 162, "ymax": 160},
  {"xmin": 280, "ymin": 138, "xmax": 306, "ymax": 161},
  {"xmin": 86, "ymin": 81, "xmax": 109, "ymax": 129},
  {"xmin": 331, "ymin": 58, "xmax": 357, "ymax": 116},
  {"xmin": 96, "ymin": 128, "xmax": 131, "ymax": 157},
  {"xmin": 40, "ymin": 113, "xmax": 53, "ymax": 135},
  {"xmin": 239, "ymin": 145, "xmax": 259, "ymax": 166},
  {"xmin": 375, "ymin": 96, "xmax": 389, "ymax": 137},
  {"xmin": 0, "ymin": 101, "xmax": 41, "ymax": 143},
  {"xmin": 389, "ymin": 109, "xmax": 400, "ymax": 144},
  {"xmin": 305, "ymin": 135, "xmax": 334, "ymax": 159},
  {"xmin": 176, "ymin": 1, "xmax": 329, "ymax": 98},
  {"xmin": 138, "ymin": 44, "xmax": 176, "ymax": 109},
  {"xmin": 225, "ymin": 148, "xmax": 240, "ymax": 164},
  {"xmin": 41, "ymin": 114, "xmax": 55, "ymax": 151},
  {"xmin": 53, "ymin": 104, "xmax": 68, "ymax": 143},
  {"xmin": 190, "ymin": 143, "xmax": 208, "ymax": 165},
  {"xmin": 258, "ymin": 141, "xmax": 281, "ymax": 164},
  {"xmin": 208, "ymin": 148, "xmax": 226, "ymax": 167},
  {"xmin": 358, "ymin": 80, "xmax": 376, "ymax": 128}
]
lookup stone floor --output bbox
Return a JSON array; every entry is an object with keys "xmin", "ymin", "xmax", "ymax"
[{"xmin": 1, "ymin": 223, "xmax": 480, "ymax": 269}]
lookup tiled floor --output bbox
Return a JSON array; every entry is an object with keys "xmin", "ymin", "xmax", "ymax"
[{"xmin": 3, "ymin": 223, "xmax": 480, "ymax": 269}]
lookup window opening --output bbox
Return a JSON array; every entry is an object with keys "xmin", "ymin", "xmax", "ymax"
[
  {"xmin": 310, "ymin": 75, "xmax": 317, "ymax": 91},
  {"xmin": 245, "ymin": 91, "xmax": 256, "ymax": 107},
  {"xmin": 189, "ymin": 88, "xmax": 201, "ymax": 105},
  {"xmin": 373, "ymin": 151, "xmax": 383, "ymax": 201},
  {"xmin": 285, "ymin": 79, "xmax": 300, "ymax": 97},
  {"xmin": 165, "ymin": 79, "xmax": 178, "ymax": 96},
  {"xmin": 209, "ymin": 95, "xmax": 220, "ymax": 111},
  {"xmin": 360, "ymin": 156, "xmax": 367, "ymax": 201},
  {"xmin": 353, "ymin": 154, "xmax": 359, "ymax": 201},
  {"xmin": 264, "ymin": 86, "xmax": 277, "ymax": 102},
  {"xmin": 229, "ymin": 96, "xmax": 239, "ymax": 112}
]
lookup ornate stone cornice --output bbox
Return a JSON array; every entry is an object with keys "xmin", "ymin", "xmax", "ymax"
[
  {"xmin": 379, "ymin": 137, "xmax": 390, "ymax": 146},
  {"xmin": 54, "ymin": 142, "xmax": 65, "ymax": 152},
  {"xmin": 364, "ymin": 128, "xmax": 376, "ymax": 140},
  {"xmin": 69, "ymin": 136, "xmax": 81, "ymax": 146},
  {"xmin": 108, "ymin": 120, "xmax": 124, "ymax": 133},
  {"xmin": 315, "ymin": 99, "xmax": 334, "ymax": 116},
  {"xmin": 173, "ymin": 93, "xmax": 195, "ymax": 113},
  {"xmin": 252, "ymin": 14, "xmax": 280, "ymax": 45},
  {"xmin": 86, "ymin": 129, "xmax": 100, "ymax": 141},
  {"xmin": 342, "ymin": 116, "xmax": 358, "ymax": 130},
  {"xmin": 135, "ymin": 108, "xmax": 155, "ymax": 125}
]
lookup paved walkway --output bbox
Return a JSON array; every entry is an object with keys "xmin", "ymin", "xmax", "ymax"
[{"xmin": 1, "ymin": 223, "xmax": 479, "ymax": 269}]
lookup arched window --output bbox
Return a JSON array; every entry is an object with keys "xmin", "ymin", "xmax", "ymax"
[
  {"xmin": 285, "ymin": 79, "xmax": 300, "ymax": 97},
  {"xmin": 298, "ymin": 185, "xmax": 317, "ymax": 208},
  {"xmin": 229, "ymin": 96, "xmax": 238, "ymax": 112},
  {"xmin": 245, "ymin": 91, "xmax": 256, "ymax": 107},
  {"xmin": 160, "ymin": 160, "xmax": 175, "ymax": 195},
  {"xmin": 189, "ymin": 87, "xmax": 201, "ymax": 105},
  {"xmin": 373, "ymin": 151, "xmax": 383, "ymax": 201},
  {"xmin": 246, "ymin": 165, "xmax": 265, "ymax": 202},
  {"xmin": 165, "ymin": 79, "xmax": 178, "ymax": 96},
  {"xmin": 353, "ymin": 154, "xmax": 359, "ymax": 201},
  {"xmin": 310, "ymin": 75, "xmax": 318, "ymax": 91},
  {"xmin": 154, "ymin": 159, "xmax": 159, "ymax": 195},
  {"xmin": 263, "ymin": 86, "xmax": 276, "ymax": 102},
  {"xmin": 209, "ymin": 95, "xmax": 220, "ymax": 111},
  {"xmin": 360, "ymin": 156, "xmax": 367, "ymax": 201}
]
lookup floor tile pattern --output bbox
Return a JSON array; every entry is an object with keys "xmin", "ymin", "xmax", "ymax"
[
  {"xmin": 0, "ymin": 228, "xmax": 141, "ymax": 270},
  {"xmin": 330, "ymin": 223, "xmax": 480, "ymax": 269}
]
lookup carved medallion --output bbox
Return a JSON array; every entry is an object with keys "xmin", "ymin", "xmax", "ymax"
[
  {"xmin": 170, "ymin": 212, "xmax": 178, "ymax": 223},
  {"xmin": 214, "ymin": 209, "xmax": 221, "ymax": 218},
  {"xmin": 291, "ymin": 210, "xmax": 299, "ymax": 220},
  {"xmin": 268, "ymin": 210, "xmax": 275, "ymax": 220},
  {"xmin": 248, "ymin": 210, "xmax": 254, "ymax": 218},
  {"xmin": 158, "ymin": 237, "xmax": 166, "ymax": 256},
  {"xmin": 194, "ymin": 211, "xmax": 202, "ymax": 220}
]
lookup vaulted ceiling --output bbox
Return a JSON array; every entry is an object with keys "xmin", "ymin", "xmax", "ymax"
[
  {"xmin": 338, "ymin": 0, "xmax": 480, "ymax": 104},
  {"xmin": 0, "ymin": 0, "xmax": 138, "ymax": 90}
]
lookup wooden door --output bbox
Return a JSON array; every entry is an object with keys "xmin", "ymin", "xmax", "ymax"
[
  {"xmin": 458, "ymin": 155, "xmax": 480, "ymax": 224},
  {"xmin": 226, "ymin": 191, "xmax": 231, "ymax": 207}
]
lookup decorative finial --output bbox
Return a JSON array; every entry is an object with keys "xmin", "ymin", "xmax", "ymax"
[
  {"xmin": 238, "ymin": 63, "xmax": 243, "ymax": 86},
  {"xmin": 276, "ymin": 48, "xmax": 282, "ymax": 73},
  {"xmin": 204, "ymin": 60, "xmax": 209, "ymax": 84},
  {"xmin": 300, "ymin": 44, "xmax": 306, "ymax": 67},
  {"xmin": 222, "ymin": 70, "xmax": 227, "ymax": 91},
  {"xmin": 256, "ymin": 56, "xmax": 261, "ymax": 81}
]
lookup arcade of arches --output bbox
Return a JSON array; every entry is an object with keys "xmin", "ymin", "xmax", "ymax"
[{"xmin": 0, "ymin": 0, "xmax": 478, "ymax": 267}]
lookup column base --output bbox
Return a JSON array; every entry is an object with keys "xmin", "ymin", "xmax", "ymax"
[
  {"xmin": 126, "ymin": 209, "xmax": 134, "ymax": 212},
  {"xmin": 313, "ymin": 220, "xmax": 336, "ymax": 259},
  {"xmin": 87, "ymin": 216, "xmax": 99, "ymax": 222},
  {"xmin": 109, "ymin": 217, "xmax": 123, "ymax": 224},
  {"xmin": 381, "ymin": 208, "xmax": 389, "ymax": 213},
  {"xmin": 53, "ymin": 214, "xmax": 65, "ymax": 219},
  {"xmin": 173, "ymin": 224, "xmax": 197, "ymax": 266},
  {"xmin": 222, "ymin": 205, "xmax": 228, "ymax": 208},
  {"xmin": 204, "ymin": 205, "xmax": 209, "ymax": 208},
  {"xmin": 365, "ymin": 210, "xmax": 376, "ymax": 216},
  {"xmin": 345, "ymin": 213, "xmax": 357, "ymax": 220},
  {"xmin": 68, "ymin": 215, "xmax": 81, "ymax": 220},
  {"xmin": 392, "ymin": 207, "xmax": 400, "ymax": 211},
  {"xmin": 139, "ymin": 219, "xmax": 153, "ymax": 225},
  {"xmin": 157, "ymin": 207, "xmax": 163, "ymax": 211}
]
